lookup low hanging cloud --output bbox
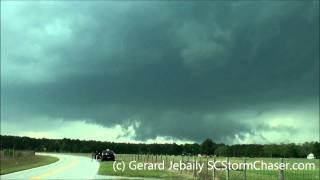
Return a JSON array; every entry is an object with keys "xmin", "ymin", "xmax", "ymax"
[{"xmin": 1, "ymin": 1, "xmax": 319, "ymax": 143}]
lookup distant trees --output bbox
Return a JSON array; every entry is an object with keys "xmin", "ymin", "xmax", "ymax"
[
  {"xmin": 183, "ymin": 143, "xmax": 200, "ymax": 155},
  {"xmin": 214, "ymin": 145, "xmax": 230, "ymax": 156},
  {"xmin": 200, "ymin": 138, "xmax": 217, "ymax": 155},
  {"xmin": 1, "ymin": 135, "xmax": 319, "ymax": 158}
]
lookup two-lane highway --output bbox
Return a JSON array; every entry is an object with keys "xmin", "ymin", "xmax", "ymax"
[{"xmin": 1, "ymin": 153, "xmax": 100, "ymax": 179}]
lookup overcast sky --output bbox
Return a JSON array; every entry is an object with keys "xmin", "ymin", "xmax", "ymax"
[{"xmin": 1, "ymin": 1, "xmax": 319, "ymax": 144}]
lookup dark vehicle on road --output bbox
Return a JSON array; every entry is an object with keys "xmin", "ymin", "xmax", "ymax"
[{"xmin": 101, "ymin": 149, "xmax": 115, "ymax": 161}]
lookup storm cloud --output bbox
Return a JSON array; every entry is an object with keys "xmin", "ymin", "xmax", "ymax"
[{"xmin": 1, "ymin": 1, "xmax": 319, "ymax": 143}]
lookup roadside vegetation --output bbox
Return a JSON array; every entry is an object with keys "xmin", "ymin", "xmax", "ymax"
[
  {"xmin": 98, "ymin": 154, "xmax": 319, "ymax": 179},
  {"xmin": 99, "ymin": 160, "xmax": 190, "ymax": 179},
  {"xmin": 0, "ymin": 150, "xmax": 59, "ymax": 175}
]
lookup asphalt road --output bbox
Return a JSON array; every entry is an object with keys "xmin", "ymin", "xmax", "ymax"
[{"xmin": 1, "ymin": 153, "xmax": 100, "ymax": 180}]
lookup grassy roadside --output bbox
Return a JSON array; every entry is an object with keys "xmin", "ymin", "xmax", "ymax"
[
  {"xmin": 0, "ymin": 155, "xmax": 59, "ymax": 175},
  {"xmin": 99, "ymin": 155, "xmax": 319, "ymax": 179},
  {"xmin": 99, "ymin": 161, "xmax": 191, "ymax": 179}
]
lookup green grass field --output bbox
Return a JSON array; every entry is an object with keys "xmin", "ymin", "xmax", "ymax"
[
  {"xmin": 98, "ymin": 154, "xmax": 319, "ymax": 179},
  {"xmin": 205, "ymin": 157, "xmax": 319, "ymax": 179},
  {"xmin": 0, "ymin": 155, "xmax": 59, "ymax": 175},
  {"xmin": 98, "ymin": 160, "xmax": 191, "ymax": 179}
]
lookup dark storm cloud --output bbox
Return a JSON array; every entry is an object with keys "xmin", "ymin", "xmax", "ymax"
[{"xmin": 2, "ymin": 1, "xmax": 319, "ymax": 142}]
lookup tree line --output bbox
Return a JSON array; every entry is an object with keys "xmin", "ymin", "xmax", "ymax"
[{"xmin": 1, "ymin": 135, "xmax": 319, "ymax": 158}]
